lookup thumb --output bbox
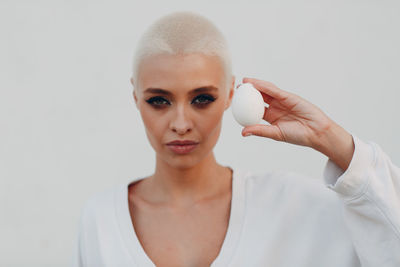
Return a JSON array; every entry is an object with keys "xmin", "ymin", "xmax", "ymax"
[{"xmin": 242, "ymin": 124, "xmax": 285, "ymax": 142}]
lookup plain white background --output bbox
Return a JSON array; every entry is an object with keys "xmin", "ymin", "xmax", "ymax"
[{"xmin": 1, "ymin": 0, "xmax": 399, "ymax": 266}]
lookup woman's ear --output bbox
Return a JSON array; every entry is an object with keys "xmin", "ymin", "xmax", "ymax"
[
  {"xmin": 130, "ymin": 77, "xmax": 138, "ymax": 107},
  {"xmin": 225, "ymin": 75, "xmax": 235, "ymax": 110}
]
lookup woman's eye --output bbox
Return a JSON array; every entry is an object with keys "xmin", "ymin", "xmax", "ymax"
[
  {"xmin": 145, "ymin": 94, "xmax": 216, "ymax": 109},
  {"xmin": 192, "ymin": 94, "xmax": 216, "ymax": 106},
  {"xmin": 146, "ymin": 97, "xmax": 169, "ymax": 107}
]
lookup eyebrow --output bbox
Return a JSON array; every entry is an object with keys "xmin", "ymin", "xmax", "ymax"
[{"xmin": 144, "ymin": 86, "xmax": 218, "ymax": 96}]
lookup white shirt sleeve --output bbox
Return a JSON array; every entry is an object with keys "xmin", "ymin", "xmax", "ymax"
[
  {"xmin": 70, "ymin": 202, "xmax": 88, "ymax": 267},
  {"xmin": 323, "ymin": 134, "xmax": 400, "ymax": 267}
]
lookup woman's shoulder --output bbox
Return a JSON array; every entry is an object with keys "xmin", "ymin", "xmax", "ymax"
[
  {"xmin": 242, "ymin": 168, "xmax": 342, "ymax": 208},
  {"xmin": 79, "ymin": 183, "xmax": 125, "ymax": 223},
  {"xmin": 243, "ymin": 167, "xmax": 321, "ymax": 187}
]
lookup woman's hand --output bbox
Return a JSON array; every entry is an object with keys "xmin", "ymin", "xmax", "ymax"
[{"xmin": 240, "ymin": 77, "xmax": 355, "ymax": 171}]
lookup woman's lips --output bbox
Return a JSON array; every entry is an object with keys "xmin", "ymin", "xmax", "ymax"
[{"xmin": 166, "ymin": 143, "xmax": 198, "ymax": 154}]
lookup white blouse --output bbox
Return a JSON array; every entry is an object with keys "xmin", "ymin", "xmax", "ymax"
[{"xmin": 71, "ymin": 134, "xmax": 400, "ymax": 267}]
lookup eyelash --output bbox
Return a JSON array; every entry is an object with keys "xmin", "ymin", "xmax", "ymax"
[{"xmin": 145, "ymin": 94, "xmax": 216, "ymax": 108}]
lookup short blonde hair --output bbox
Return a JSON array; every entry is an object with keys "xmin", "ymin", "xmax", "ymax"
[{"xmin": 131, "ymin": 11, "xmax": 232, "ymax": 91}]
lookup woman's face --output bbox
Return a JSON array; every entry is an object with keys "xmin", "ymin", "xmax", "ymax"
[{"xmin": 131, "ymin": 53, "xmax": 234, "ymax": 169}]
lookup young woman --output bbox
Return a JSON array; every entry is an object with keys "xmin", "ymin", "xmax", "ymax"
[{"xmin": 72, "ymin": 11, "xmax": 400, "ymax": 267}]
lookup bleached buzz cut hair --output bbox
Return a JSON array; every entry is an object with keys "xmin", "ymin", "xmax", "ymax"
[{"xmin": 131, "ymin": 11, "xmax": 233, "ymax": 91}]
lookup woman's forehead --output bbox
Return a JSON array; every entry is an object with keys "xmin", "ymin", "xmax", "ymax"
[{"xmin": 137, "ymin": 53, "xmax": 225, "ymax": 93}]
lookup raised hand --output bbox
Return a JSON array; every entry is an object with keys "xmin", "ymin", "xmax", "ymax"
[{"xmin": 240, "ymin": 77, "xmax": 354, "ymax": 171}]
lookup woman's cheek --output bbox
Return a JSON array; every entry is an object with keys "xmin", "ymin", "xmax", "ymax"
[{"xmin": 140, "ymin": 109, "xmax": 161, "ymax": 142}]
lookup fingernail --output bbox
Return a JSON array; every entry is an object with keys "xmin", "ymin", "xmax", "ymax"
[{"xmin": 244, "ymin": 133, "xmax": 252, "ymax": 137}]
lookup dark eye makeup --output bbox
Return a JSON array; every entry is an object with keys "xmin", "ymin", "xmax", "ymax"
[{"xmin": 145, "ymin": 94, "xmax": 217, "ymax": 109}]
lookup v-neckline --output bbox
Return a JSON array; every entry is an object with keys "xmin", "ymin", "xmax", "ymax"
[{"xmin": 114, "ymin": 166, "xmax": 248, "ymax": 267}]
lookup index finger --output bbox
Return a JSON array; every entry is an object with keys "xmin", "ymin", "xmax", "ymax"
[{"xmin": 243, "ymin": 77, "xmax": 290, "ymax": 101}]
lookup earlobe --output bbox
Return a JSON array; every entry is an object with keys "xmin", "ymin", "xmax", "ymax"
[
  {"xmin": 133, "ymin": 90, "xmax": 137, "ymax": 103},
  {"xmin": 225, "ymin": 75, "xmax": 235, "ymax": 110},
  {"xmin": 131, "ymin": 77, "xmax": 139, "ymax": 108},
  {"xmin": 132, "ymin": 90, "xmax": 140, "ymax": 110}
]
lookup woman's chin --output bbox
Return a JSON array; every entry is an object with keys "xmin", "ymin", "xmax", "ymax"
[{"xmin": 160, "ymin": 152, "xmax": 203, "ymax": 169}]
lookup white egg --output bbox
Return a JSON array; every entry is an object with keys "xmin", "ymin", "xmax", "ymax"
[{"xmin": 231, "ymin": 83, "xmax": 265, "ymax": 127}]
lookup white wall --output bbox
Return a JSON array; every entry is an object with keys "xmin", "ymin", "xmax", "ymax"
[{"xmin": 1, "ymin": 0, "xmax": 399, "ymax": 266}]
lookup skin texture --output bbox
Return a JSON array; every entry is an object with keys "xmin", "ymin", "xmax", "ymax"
[
  {"xmin": 129, "ymin": 53, "xmax": 236, "ymax": 266},
  {"xmin": 131, "ymin": 53, "xmax": 235, "ymax": 204},
  {"xmin": 128, "ymin": 53, "xmax": 355, "ymax": 266}
]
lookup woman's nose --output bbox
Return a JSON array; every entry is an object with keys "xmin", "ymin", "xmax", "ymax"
[{"xmin": 169, "ymin": 104, "xmax": 193, "ymax": 135}]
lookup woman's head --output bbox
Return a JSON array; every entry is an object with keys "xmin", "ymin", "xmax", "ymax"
[
  {"xmin": 130, "ymin": 11, "xmax": 235, "ymax": 169},
  {"xmin": 131, "ymin": 11, "xmax": 233, "ymax": 93}
]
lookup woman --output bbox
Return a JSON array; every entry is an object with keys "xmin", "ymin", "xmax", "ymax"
[{"xmin": 72, "ymin": 11, "xmax": 400, "ymax": 267}]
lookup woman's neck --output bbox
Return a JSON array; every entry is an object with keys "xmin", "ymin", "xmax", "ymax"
[{"xmin": 144, "ymin": 153, "xmax": 232, "ymax": 208}]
